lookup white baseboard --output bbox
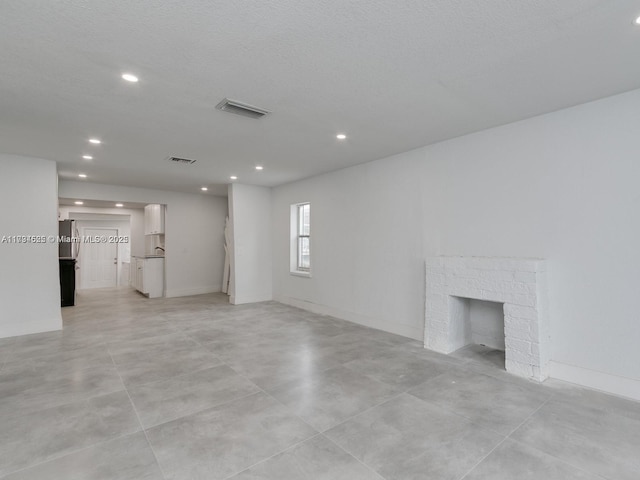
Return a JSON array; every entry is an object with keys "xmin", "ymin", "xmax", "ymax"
[
  {"xmin": 165, "ymin": 284, "xmax": 221, "ymax": 298},
  {"xmin": 549, "ymin": 361, "xmax": 640, "ymax": 402},
  {"xmin": 274, "ymin": 295, "xmax": 423, "ymax": 341},
  {"xmin": 230, "ymin": 293, "xmax": 273, "ymax": 305}
]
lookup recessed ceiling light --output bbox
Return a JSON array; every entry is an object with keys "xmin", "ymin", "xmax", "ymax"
[
  {"xmin": 74, "ymin": 201, "xmax": 83, "ymax": 205},
  {"xmin": 201, "ymin": 187, "xmax": 208, "ymax": 191},
  {"xmin": 89, "ymin": 138, "xmax": 101, "ymax": 144},
  {"xmin": 255, "ymin": 165, "xmax": 264, "ymax": 171},
  {"xmin": 82, "ymin": 155, "xmax": 93, "ymax": 160},
  {"xmin": 78, "ymin": 173, "xmax": 87, "ymax": 178},
  {"xmin": 635, "ymin": 15, "xmax": 640, "ymax": 25},
  {"xmin": 115, "ymin": 203, "xmax": 124, "ymax": 207},
  {"xmin": 121, "ymin": 73, "xmax": 139, "ymax": 83},
  {"xmin": 230, "ymin": 175, "xmax": 238, "ymax": 180},
  {"xmin": 336, "ymin": 134, "xmax": 347, "ymax": 140}
]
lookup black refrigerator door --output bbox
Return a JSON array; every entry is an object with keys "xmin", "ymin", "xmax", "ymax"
[{"xmin": 59, "ymin": 258, "xmax": 76, "ymax": 307}]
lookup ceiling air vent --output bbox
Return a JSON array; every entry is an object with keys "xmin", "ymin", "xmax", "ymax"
[
  {"xmin": 167, "ymin": 156, "xmax": 197, "ymax": 165},
  {"xmin": 215, "ymin": 98, "xmax": 270, "ymax": 119}
]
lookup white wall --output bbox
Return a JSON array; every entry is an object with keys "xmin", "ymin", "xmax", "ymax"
[
  {"xmin": 0, "ymin": 155, "xmax": 62, "ymax": 337},
  {"xmin": 59, "ymin": 181, "xmax": 228, "ymax": 297},
  {"xmin": 273, "ymin": 88, "xmax": 640, "ymax": 400},
  {"xmin": 228, "ymin": 184, "xmax": 273, "ymax": 304},
  {"xmin": 273, "ymin": 147, "xmax": 427, "ymax": 339}
]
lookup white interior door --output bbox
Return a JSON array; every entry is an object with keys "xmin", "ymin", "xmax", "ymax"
[{"xmin": 81, "ymin": 228, "xmax": 118, "ymax": 289}]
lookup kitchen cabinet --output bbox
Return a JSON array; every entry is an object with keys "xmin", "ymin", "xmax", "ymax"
[
  {"xmin": 132, "ymin": 256, "xmax": 164, "ymax": 298},
  {"xmin": 144, "ymin": 204, "xmax": 165, "ymax": 235}
]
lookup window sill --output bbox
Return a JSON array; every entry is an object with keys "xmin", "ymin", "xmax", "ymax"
[{"xmin": 290, "ymin": 270, "xmax": 312, "ymax": 278}]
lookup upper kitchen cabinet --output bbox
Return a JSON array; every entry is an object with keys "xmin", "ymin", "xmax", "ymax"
[{"xmin": 144, "ymin": 204, "xmax": 165, "ymax": 235}]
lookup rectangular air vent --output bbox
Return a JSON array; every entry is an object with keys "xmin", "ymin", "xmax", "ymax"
[
  {"xmin": 167, "ymin": 156, "xmax": 197, "ymax": 165},
  {"xmin": 215, "ymin": 98, "xmax": 270, "ymax": 119}
]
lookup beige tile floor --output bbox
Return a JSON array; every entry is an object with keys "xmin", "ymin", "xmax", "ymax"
[{"xmin": 0, "ymin": 288, "xmax": 638, "ymax": 479}]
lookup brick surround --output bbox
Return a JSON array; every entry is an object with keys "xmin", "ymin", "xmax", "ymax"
[{"xmin": 424, "ymin": 256, "xmax": 549, "ymax": 381}]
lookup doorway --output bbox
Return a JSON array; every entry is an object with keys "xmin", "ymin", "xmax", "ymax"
[{"xmin": 81, "ymin": 227, "xmax": 118, "ymax": 289}]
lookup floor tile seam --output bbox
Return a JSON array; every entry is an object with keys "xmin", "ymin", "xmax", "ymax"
[
  {"xmin": 0, "ymin": 429, "xmax": 145, "ymax": 479},
  {"xmin": 139, "ymin": 388, "xmax": 264, "ymax": 430},
  {"xmin": 6, "ymin": 340, "xmax": 110, "ymax": 364},
  {"xmin": 99, "ymin": 325, "xmax": 183, "ymax": 338},
  {"xmin": 456, "ymin": 435, "xmax": 509, "ymax": 480},
  {"xmin": 504, "ymin": 436, "xmax": 612, "ymax": 480},
  {"xmin": 108, "ymin": 351, "xmax": 169, "ymax": 480},
  {"xmin": 222, "ymin": 363, "xmax": 323, "ymax": 435},
  {"xmin": 0, "ymin": 383, "xmax": 129, "ymax": 423},
  {"xmin": 169, "ymin": 318, "xmax": 242, "ymax": 333},
  {"xmin": 272, "ymin": 363, "xmax": 407, "ymax": 399},
  {"xmin": 504, "ymin": 396, "xmax": 551, "ymax": 438},
  {"xmin": 349, "ymin": 366, "xmax": 454, "ymax": 395},
  {"xmin": 1, "ymin": 354, "xmax": 122, "ymax": 378},
  {"xmin": 122, "ymin": 358, "xmax": 230, "ymax": 388},
  {"xmin": 181, "ymin": 329, "xmax": 258, "ymax": 348},
  {"xmin": 219, "ymin": 355, "xmax": 339, "ymax": 393},
  {"xmin": 457, "ymin": 396, "xmax": 553, "ymax": 479},
  {"xmin": 318, "ymin": 434, "xmax": 388, "ymax": 480},
  {"xmin": 108, "ymin": 341, "xmax": 221, "ymax": 366},
  {"xmin": 401, "ymin": 390, "xmax": 516, "ymax": 438},
  {"xmin": 403, "ymin": 350, "xmax": 468, "ymax": 370},
  {"xmin": 505, "ymin": 397, "xmax": 628, "ymax": 480},
  {"xmin": 464, "ymin": 363, "xmax": 555, "ymax": 392},
  {"xmin": 219, "ymin": 433, "xmax": 324, "ymax": 480},
  {"xmin": 103, "ymin": 331, "xmax": 192, "ymax": 353},
  {"xmin": 317, "ymin": 390, "xmax": 409, "ymax": 434},
  {"xmin": 116, "ymin": 359, "xmax": 226, "ymax": 389}
]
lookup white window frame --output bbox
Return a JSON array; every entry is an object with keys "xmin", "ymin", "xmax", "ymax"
[{"xmin": 290, "ymin": 202, "xmax": 311, "ymax": 277}]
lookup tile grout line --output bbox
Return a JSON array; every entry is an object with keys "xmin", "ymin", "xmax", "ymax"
[
  {"xmin": 109, "ymin": 359, "xmax": 225, "ymax": 390},
  {"xmin": 0, "ymin": 326, "xmax": 145, "ymax": 477},
  {"xmin": 0, "ymin": 381, "xmax": 127, "ymax": 425},
  {"xmin": 503, "ymin": 396, "xmax": 613, "ymax": 480},
  {"xmin": 319, "ymin": 434, "xmax": 388, "ymax": 480},
  {"xmin": 0, "ymin": 430, "xmax": 147, "ymax": 479},
  {"xmin": 222, "ymin": 363, "xmax": 323, "ymax": 434},
  {"xmin": 140, "ymin": 388, "xmax": 265, "ymax": 430},
  {"xmin": 107, "ymin": 351, "xmax": 169, "ymax": 480},
  {"xmin": 219, "ymin": 433, "xmax": 324, "ymax": 480},
  {"xmin": 140, "ymin": 357, "xmax": 324, "ymax": 480},
  {"xmin": 457, "ymin": 396, "xmax": 552, "ymax": 480},
  {"xmin": 318, "ymin": 389, "xmax": 408, "ymax": 434},
  {"xmin": 222, "ymin": 354, "xmax": 417, "ymax": 437},
  {"xmin": 505, "ymin": 436, "xmax": 612, "ymax": 480}
]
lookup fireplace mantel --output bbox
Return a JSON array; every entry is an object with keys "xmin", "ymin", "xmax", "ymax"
[{"xmin": 424, "ymin": 256, "xmax": 549, "ymax": 381}]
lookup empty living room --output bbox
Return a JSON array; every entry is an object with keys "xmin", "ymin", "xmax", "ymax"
[{"xmin": 1, "ymin": 1, "xmax": 639, "ymax": 479}]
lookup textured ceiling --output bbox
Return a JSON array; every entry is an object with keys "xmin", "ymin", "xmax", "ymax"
[{"xmin": 1, "ymin": 1, "xmax": 639, "ymax": 196}]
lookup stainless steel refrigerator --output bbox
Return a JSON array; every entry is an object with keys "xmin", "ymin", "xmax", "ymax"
[{"xmin": 58, "ymin": 220, "xmax": 78, "ymax": 258}]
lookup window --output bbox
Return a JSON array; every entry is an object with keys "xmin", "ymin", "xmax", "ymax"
[{"xmin": 290, "ymin": 202, "xmax": 311, "ymax": 276}]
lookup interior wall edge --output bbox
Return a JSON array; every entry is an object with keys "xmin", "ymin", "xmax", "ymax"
[
  {"xmin": 274, "ymin": 294, "xmax": 423, "ymax": 341},
  {"xmin": 549, "ymin": 360, "xmax": 640, "ymax": 402}
]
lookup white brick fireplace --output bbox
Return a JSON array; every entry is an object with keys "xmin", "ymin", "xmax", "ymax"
[{"xmin": 424, "ymin": 256, "xmax": 550, "ymax": 381}]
